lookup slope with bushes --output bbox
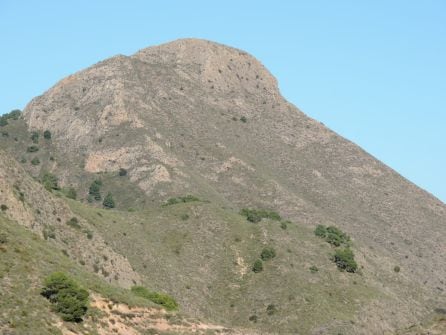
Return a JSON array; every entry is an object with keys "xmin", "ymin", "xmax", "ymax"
[{"xmin": 0, "ymin": 38, "xmax": 445, "ymax": 334}]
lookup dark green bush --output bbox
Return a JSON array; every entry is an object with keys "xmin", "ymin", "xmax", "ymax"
[
  {"xmin": 252, "ymin": 259, "xmax": 263, "ymax": 273},
  {"xmin": 131, "ymin": 286, "xmax": 178, "ymax": 311},
  {"xmin": 44, "ymin": 130, "xmax": 52, "ymax": 139},
  {"xmin": 314, "ymin": 224, "xmax": 327, "ymax": 237},
  {"xmin": 41, "ymin": 272, "xmax": 89, "ymax": 322},
  {"xmin": 266, "ymin": 304, "xmax": 277, "ymax": 315},
  {"xmin": 394, "ymin": 266, "xmax": 400, "ymax": 273},
  {"xmin": 246, "ymin": 211, "xmax": 261, "ymax": 223},
  {"xmin": 66, "ymin": 217, "xmax": 81, "ymax": 229},
  {"xmin": 280, "ymin": 220, "xmax": 289, "ymax": 230},
  {"xmin": 260, "ymin": 247, "xmax": 276, "ymax": 261},
  {"xmin": 88, "ymin": 180, "xmax": 102, "ymax": 201},
  {"xmin": 0, "ymin": 109, "xmax": 21, "ymax": 127},
  {"xmin": 0, "ymin": 204, "xmax": 8, "ymax": 211},
  {"xmin": 332, "ymin": 248, "xmax": 358, "ymax": 273},
  {"xmin": 163, "ymin": 195, "xmax": 200, "ymax": 206},
  {"xmin": 84, "ymin": 230, "xmax": 93, "ymax": 240},
  {"xmin": 118, "ymin": 168, "xmax": 127, "ymax": 176},
  {"xmin": 42, "ymin": 172, "xmax": 59, "ymax": 191},
  {"xmin": 315, "ymin": 225, "xmax": 350, "ymax": 246},
  {"xmin": 325, "ymin": 226, "xmax": 350, "ymax": 246},
  {"xmin": 103, "ymin": 193, "xmax": 115, "ymax": 209},
  {"xmin": 31, "ymin": 157, "xmax": 40, "ymax": 165},
  {"xmin": 31, "ymin": 132, "xmax": 39, "ymax": 144},
  {"xmin": 309, "ymin": 265, "xmax": 319, "ymax": 273},
  {"xmin": 240, "ymin": 116, "xmax": 247, "ymax": 123},
  {"xmin": 240, "ymin": 208, "xmax": 282, "ymax": 223},
  {"xmin": 5, "ymin": 109, "xmax": 21, "ymax": 120},
  {"xmin": 27, "ymin": 145, "xmax": 39, "ymax": 153}
]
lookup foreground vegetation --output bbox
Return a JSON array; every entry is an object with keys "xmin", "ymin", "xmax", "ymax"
[
  {"xmin": 0, "ymin": 214, "xmax": 156, "ymax": 334},
  {"xmin": 41, "ymin": 272, "xmax": 89, "ymax": 322}
]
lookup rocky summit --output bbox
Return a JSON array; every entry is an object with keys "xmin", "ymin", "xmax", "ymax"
[{"xmin": 0, "ymin": 39, "xmax": 445, "ymax": 335}]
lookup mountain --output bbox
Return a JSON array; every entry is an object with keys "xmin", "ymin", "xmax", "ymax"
[{"xmin": 0, "ymin": 38, "xmax": 445, "ymax": 335}]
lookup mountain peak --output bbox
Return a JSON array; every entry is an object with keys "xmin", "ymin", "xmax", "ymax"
[
  {"xmin": 132, "ymin": 38, "xmax": 279, "ymax": 95},
  {"xmin": 2, "ymin": 38, "xmax": 446, "ymax": 334}
]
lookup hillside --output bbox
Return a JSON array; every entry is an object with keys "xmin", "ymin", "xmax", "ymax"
[
  {"xmin": 0, "ymin": 38, "xmax": 445, "ymax": 334},
  {"xmin": 0, "ymin": 211, "xmax": 246, "ymax": 335}
]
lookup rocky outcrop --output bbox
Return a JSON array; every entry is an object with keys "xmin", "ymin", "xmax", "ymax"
[{"xmin": 0, "ymin": 149, "xmax": 140, "ymax": 287}]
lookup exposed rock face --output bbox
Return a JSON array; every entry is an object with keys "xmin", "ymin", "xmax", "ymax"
[
  {"xmin": 19, "ymin": 38, "xmax": 446, "ymax": 333},
  {"xmin": 0, "ymin": 149, "xmax": 140, "ymax": 287}
]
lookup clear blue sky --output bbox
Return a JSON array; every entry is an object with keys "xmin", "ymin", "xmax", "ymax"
[{"xmin": 1, "ymin": 1, "xmax": 445, "ymax": 203}]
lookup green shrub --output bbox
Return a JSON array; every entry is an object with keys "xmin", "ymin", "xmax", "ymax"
[
  {"xmin": 315, "ymin": 225, "xmax": 350, "ymax": 246},
  {"xmin": 266, "ymin": 304, "xmax": 277, "ymax": 315},
  {"xmin": 245, "ymin": 211, "xmax": 261, "ymax": 223},
  {"xmin": 260, "ymin": 247, "xmax": 276, "ymax": 261},
  {"xmin": 31, "ymin": 132, "xmax": 39, "ymax": 144},
  {"xmin": 252, "ymin": 259, "xmax": 263, "ymax": 273},
  {"xmin": 118, "ymin": 168, "xmax": 127, "ymax": 176},
  {"xmin": 84, "ymin": 230, "xmax": 93, "ymax": 240},
  {"xmin": 0, "ymin": 109, "xmax": 21, "ymax": 127},
  {"xmin": 41, "ymin": 272, "xmax": 89, "ymax": 322},
  {"xmin": 5, "ymin": 109, "xmax": 21, "ymax": 120},
  {"xmin": 88, "ymin": 180, "xmax": 102, "ymax": 201},
  {"xmin": 0, "ymin": 204, "xmax": 8, "ymax": 211},
  {"xmin": 31, "ymin": 157, "xmax": 40, "ymax": 165},
  {"xmin": 180, "ymin": 213, "xmax": 189, "ymax": 221},
  {"xmin": 314, "ymin": 224, "xmax": 327, "ymax": 237},
  {"xmin": 240, "ymin": 208, "xmax": 282, "ymax": 223},
  {"xmin": 325, "ymin": 226, "xmax": 350, "ymax": 246},
  {"xmin": 332, "ymin": 248, "xmax": 358, "ymax": 273},
  {"xmin": 394, "ymin": 266, "xmax": 400, "ymax": 273},
  {"xmin": 103, "ymin": 193, "xmax": 115, "ymax": 209},
  {"xmin": 309, "ymin": 265, "xmax": 319, "ymax": 273},
  {"xmin": 27, "ymin": 145, "xmax": 39, "ymax": 153},
  {"xmin": 131, "ymin": 286, "xmax": 178, "ymax": 311},
  {"xmin": 280, "ymin": 220, "xmax": 289, "ymax": 230},
  {"xmin": 66, "ymin": 217, "xmax": 81, "ymax": 229},
  {"xmin": 42, "ymin": 172, "xmax": 59, "ymax": 191},
  {"xmin": 163, "ymin": 195, "xmax": 200, "ymax": 206},
  {"xmin": 44, "ymin": 130, "xmax": 52, "ymax": 139},
  {"xmin": 240, "ymin": 116, "xmax": 247, "ymax": 123}
]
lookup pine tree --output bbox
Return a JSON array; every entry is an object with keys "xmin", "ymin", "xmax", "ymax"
[
  {"xmin": 88, "ymin": 180, "xmax": 102, "ymax": 201},
  {"xmin": 103, "ymin": 192, "xmax": 115, "ymax": 209}
]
